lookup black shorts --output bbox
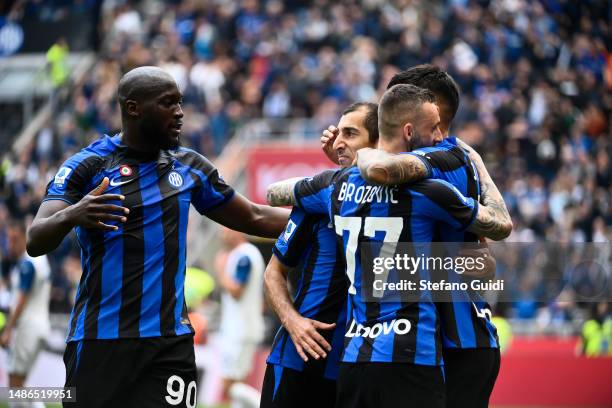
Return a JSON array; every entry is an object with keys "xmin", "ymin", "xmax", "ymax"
[
  {"xmin": 260, "ymin": 364, "xmax": 336, "ymax": 408},
  {"xmin": 336, "ymin": 362, "xmax": 446, "ymax": 408},
  {"xmin": 443, "ymin": 347, "xmax": 501, "ymax": 408},
  {"xmin": 63, "ymin": 335, "xmax": 197, "ymax": 408}
]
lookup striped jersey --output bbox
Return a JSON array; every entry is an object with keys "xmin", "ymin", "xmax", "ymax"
[
  {"xmin": 44, "ymin": 134, "xmax": 234, "ymax": 342},
  {"xmin": 410, "ymin": 137, "xmax": 499, "ymax": 349},
  {"xmin": 267, "ymin": 207, "xmax": 347, "ymax": 380},
  {"xmin": 293, "ymin": 166, "xmax": 479, "ymax": 365}
]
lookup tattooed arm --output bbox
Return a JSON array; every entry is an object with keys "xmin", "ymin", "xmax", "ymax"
[
  {"xmin": 457, "ymin": 139, "xmax": 513, "ymax": 240},
  {"xmin": 468, "ymin": 203, "xmax": 512, "ymax": 241},
  {"xmin": 357, "ymin": 143, "xmax": 512, "ymax": 240},
  {"xmin": 266, "ymin": 177, "xmax": 303, "ymax": 207},
  {"xmin": 356, "ymin": 148, "xmax": 430, "ymax": 185}
]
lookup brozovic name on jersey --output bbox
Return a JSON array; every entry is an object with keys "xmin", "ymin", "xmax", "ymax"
[{"xmin": 337, "ymin": 182, "xmax": 399, "ymax": 204}]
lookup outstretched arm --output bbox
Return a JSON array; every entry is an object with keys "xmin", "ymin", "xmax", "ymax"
[
  {"xmin": 356, "ymin": 148, "xmax": 429, "ymax": 185},
  {"xmin": 206, "ymin": 193, "xmax": 289, "ymax": 238},
  {"xmin": 266, "ymin": 177, "xmax": 303, "ymax": 207}
]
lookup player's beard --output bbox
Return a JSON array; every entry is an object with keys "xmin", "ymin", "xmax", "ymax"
[
  {"xmin": 408, "ymin": 129, "xmax": 428, "ymax": 151},
  {"xmin": 139, "ymin": 119, "xmax": 180, "ymax": 150}
]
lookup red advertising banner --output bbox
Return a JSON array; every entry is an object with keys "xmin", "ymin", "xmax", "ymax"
[
  {"xmin": 247, "ymin": 145, "xmax": 335, "ymax": 204},
  {"xmin": 490, "ymin": 336, "xmax": 612, "ymax": 407}
]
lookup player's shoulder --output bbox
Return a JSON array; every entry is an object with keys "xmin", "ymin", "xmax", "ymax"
[
  {"xmin": 80, "ymin": 134, "xmax": 121, "ymax": 156},
  {"xmin": 407, "ymin": 178, "xmax": 472, "ymax": 205},
  {"xmin": 411, "ymin": 138, "xmax": 469, "ymax": 171},
  {"xmin": 321, "ymin": 166, "xmax": 347, "ymax": 181},
  {"xmin": 61, "ymin": 134, "xmax": 118, "ymax": 168},
  {"xmin": 411, "ymin": 137, "xmax": 458, "ymax": 155},
  {"xmin": 327, "ymin": 166, "xmax": 356, "ymax": 184},
  {"xmin": 173, "ymin": 146, "xmax": 217, "ymax": 172},
  {"xmin": 299, "ymin": 167, "xmax": 345, "ymax": 191}
]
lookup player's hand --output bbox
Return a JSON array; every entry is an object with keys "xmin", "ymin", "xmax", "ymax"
[
  {"xmin": 458, "ymin": 239, "xmax": 496, "ymax": 280},
  {"xmin": 0, "ymin": 328, "xmax": 12, "ymax": 348},
  {"xmin": 65, "ymin": 177, "xmax": 129, "ymax": 231},
  {"xmin": 285, "ymin": 314, "xmax": 336, "ymax": 362},
  {"xmin": 321, "ymin": 125, "xmax": 340, "ymax": 165}
]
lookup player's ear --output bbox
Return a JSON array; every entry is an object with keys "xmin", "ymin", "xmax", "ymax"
[
  {"xmin": 402, "ymin": 122, "xmax": 413, "ymax": 144},
  {"xmin": 125, "ymin": 99, "xmax": 140, "ymax": 117}
]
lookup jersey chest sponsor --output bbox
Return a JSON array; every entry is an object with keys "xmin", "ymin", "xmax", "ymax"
[{"xmin": 345, "ymin": 318, "xmax": 412, "ymax": 338}]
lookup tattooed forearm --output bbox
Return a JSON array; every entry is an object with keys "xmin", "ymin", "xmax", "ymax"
[
  {"xmin": 473, "ymin": 178, "xmax": 512, "ymax": 240},
  {"xmin": 357, "ymin": 148, "xmax": 429, "ymax": 185},
  {"xmin": 266, "ymin": 177, "xmax": 303, "ymax": 206},
  {"xmin": 458, "ymin": 139, "xmax": 512, "ymax": 240},
  {"xmin": 469, "ymin": 203, "xmax": 512, "ymax": 240}
]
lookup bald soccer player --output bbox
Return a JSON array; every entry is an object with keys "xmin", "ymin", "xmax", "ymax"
[{"xmin": 27, "ymin": 66, "xmax": 288, "ymax": 408}]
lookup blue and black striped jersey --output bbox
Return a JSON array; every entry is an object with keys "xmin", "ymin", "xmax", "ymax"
[
  {"xmin": 293, "ymin": 166, "xmax": 478, "ymax": 365},
  {"xmin": 410, "ymin": 137, "xmax": 499, "ymax": 349},
  {"xmin": 45, "ymin": 134, "xmax": 235, "ymax": 342},
  {"xmin": 267, "ymin": 207, "xmax": 347, "ymax": 380}
]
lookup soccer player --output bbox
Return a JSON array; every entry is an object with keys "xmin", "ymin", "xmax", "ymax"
[
  {"xmin": 217, "ymin": 227, "xmax": 265, "ymax": 401},
  {"xmin": 1, "ymin": 219, "xmax": 50, "ymax": 408},
  {"xmin": 260, "ymin": 102, "xmax": 379, "ymax": 408},
  {"xmin": 26, "ymin": 66, "xmax": 288, "ymax": 408},
  {"xmin": 267, "ymin": 84, "xmax": 511, "ymax": 407},
  {"xmin": 358, "ymin": 64, "xmax": 505, "ymax": 408}
]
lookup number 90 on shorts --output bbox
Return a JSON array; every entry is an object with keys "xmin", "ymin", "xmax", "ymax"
[{"xmin": 165, "ymin": 375, "xmax": 197, "ymax": 408}]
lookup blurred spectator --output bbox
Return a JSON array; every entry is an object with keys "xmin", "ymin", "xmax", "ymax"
[
  {"xmin": 580, "ymin": 302, "xmax": 612, "ymax": 357},
  {"xmin": 1, "ymin": 219, "xmax": 51, "ymax": 392},
  {"xmin": 216, "ymin": 228, "xmax": 265, "ymax": 402},
  {"xmin": 46, "ymin": 38, "xmax": 70, "ymax": 89}
]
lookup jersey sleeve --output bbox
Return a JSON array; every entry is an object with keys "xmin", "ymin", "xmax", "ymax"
[
  {"xmin": 410, "ymin": 179, "xmax": 479, "ymax": 230},
  {"xmin": 409, "ymin": 138, "xmax": 470, "ymax": 181},
  {"xmin": 234, "ymin": 255, "xmax": 252, "ymax": 285},
  {"xmin": 44, "ymin": 152, "xmax": 99, "ymax": 205},
  {"xmin": 273, "ymin": 207, "xmax": 316, "ymax": 268},
  {"xmin": 18, "ymin": 260, "xmax": 36, "ymax": 293},
  {"xmin": 293, "ymin": 169, "xmax": 338, "ymax": 215},
  {"xmin": 186, "ymin": 151, "xmax": 236, "ymax": 214}
]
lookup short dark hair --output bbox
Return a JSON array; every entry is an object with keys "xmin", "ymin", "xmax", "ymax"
[
  {"xmin": 386, "ymin": 64, "xmax": 460, "ymax": 124},
  {"xmin": 341, "ymin": 102, "xmax": 379, "ymax": 144},
  {"xmin": 378, "ymin": 84, "xmax": 436, "ymax": 140}
]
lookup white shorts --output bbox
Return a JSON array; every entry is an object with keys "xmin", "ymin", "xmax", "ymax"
[
  {"xmin": 8, "ymin": 324, "xmax": 47, "ymax": 375},
  {"xmin": 220, "ymin": 341, "xmax": 258, "ymax": 381}
]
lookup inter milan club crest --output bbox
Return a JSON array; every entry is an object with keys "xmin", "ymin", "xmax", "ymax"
[
  {"xmin": 168, "ymin": 171, "xmax": 183, "ymax": 188},
  {"xmin": 120, "ymin": 165, "xmax": 132, "ymax": 177}
]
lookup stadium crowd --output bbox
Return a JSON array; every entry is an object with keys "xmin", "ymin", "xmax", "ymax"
[{"xmin": 0, "ymin": 0, "xmax": 610, "ymax": 324}]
